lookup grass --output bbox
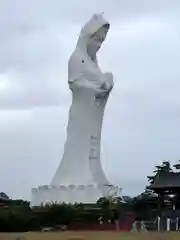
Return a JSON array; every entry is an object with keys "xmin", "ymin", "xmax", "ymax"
[{"xmin": 0, "ymin": 231, "xmax": 179, "ymax": 240}]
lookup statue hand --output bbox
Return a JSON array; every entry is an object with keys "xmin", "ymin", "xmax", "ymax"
[
  {"xmin": 95, "ymin": 88, "xmax": 109, "ymax": 98},
  {"xmin": 101, "ymin": 72, "xmax": 114, "ymax": 91},
  {"xmin": 104, "ymin": 72, "xmax": 113, "ymax": 81}
]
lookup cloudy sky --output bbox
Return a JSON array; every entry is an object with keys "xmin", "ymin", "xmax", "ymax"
[{"xmin": 0, "ymin": 0, "xmax": 180, "ymax": 200}]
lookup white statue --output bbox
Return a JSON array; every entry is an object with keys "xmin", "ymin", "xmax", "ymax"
[
  {"xmin": 51, "ymin": 13, "xmax": 113, "ymax": 187},
  {"xmin": 31, "ymin": 14, "xmax": 121, "ymax": 205}
]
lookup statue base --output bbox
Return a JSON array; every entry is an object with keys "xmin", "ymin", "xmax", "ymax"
[{"xmin": 31, "ymin": 184, "xmax": 122, "ymax": 206}]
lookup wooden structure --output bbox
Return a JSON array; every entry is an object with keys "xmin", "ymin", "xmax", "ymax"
[{"xmin": 151, "ymin": 172, "xmax": 180, "ymax": 231}]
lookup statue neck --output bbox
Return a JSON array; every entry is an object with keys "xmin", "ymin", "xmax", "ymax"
[{"xmin": 87, "ymin": 46, "xmax": 97, "ymax": 63}]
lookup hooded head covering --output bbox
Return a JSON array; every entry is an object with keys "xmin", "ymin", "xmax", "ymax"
[
  {"xmin": 77, "ymin": 14, "xmax": 110, "ymax": 52},
  {"xmin": 68, "ymin": 14, "xmax": 110, "ymax": 86}
]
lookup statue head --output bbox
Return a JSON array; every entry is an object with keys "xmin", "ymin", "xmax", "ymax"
[
  {"xmin": 68, "ymin": 14, "xmax": 110, "ymax": 86},
  {"xmin": 76, "ymin": 14, "xmax": 110, "ymax": 62},
  {"xmin": 87, "ymin": 23, "xmax": 109, "ymax": 61}
]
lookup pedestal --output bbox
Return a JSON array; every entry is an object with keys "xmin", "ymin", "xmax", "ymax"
[{"xmin": 31, "ymin": 184, "xmax": 121, "ymax": 206}]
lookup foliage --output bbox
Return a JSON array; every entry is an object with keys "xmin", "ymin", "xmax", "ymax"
[
  {"xmin": 146, "ymin": 160, "xmax": 172, "ymax": 190},
  {"xmin": 0, "ymin": 196, "xmax": 158, "ymax": 232},
  {"xmin": 1, "ymin": 159, "xmax": 180, "ymax": 232}
]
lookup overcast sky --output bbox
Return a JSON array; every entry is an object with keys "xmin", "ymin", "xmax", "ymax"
[{"xmin": 0, "ymin": 0, "xmax": 180, "ymax": 200}]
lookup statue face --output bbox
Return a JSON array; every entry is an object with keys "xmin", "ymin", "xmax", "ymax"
[{"xmin": 87, "ymin": 24, "xmax": 109, "ymax": 58}]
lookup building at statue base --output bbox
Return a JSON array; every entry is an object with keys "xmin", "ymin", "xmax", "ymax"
[{"xmin": 31, "ymin": 184, "xmax": 121, "ymax": 206}]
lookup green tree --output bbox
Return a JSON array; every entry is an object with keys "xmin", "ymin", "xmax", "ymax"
[
  {"xmin": 173, "ymin": 160, "xmax": 180, "ymax": 171},
  {"xmin": 146, "ymin": 160, "xmax": 172, "ymax": 190}
]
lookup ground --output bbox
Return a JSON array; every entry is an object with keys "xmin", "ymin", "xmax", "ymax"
[{"xmin": 0, "ymin": 232, "xmax": 179, "ymax": 240}]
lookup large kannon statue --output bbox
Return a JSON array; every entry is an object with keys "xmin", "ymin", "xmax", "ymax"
[
  {"xmin": 51, "ymin": 13, "xmax": 113, "ymax": 186},
  {"xmin": 31, "ymin": 14, "xmax": 121, "ymax": 205}
]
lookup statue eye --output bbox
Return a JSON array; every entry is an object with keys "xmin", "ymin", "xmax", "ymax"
[{"xmin": 82, "ymin": 60, "xmax": 84, "ymax": 63}]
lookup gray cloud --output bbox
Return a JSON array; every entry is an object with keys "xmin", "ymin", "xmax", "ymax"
[{"xmin": 0, "ymin": 0, "xmax": 180, "ymax": 199}]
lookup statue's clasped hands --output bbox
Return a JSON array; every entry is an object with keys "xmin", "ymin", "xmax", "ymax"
[
  {"xmin": 101, "ymin": 72, "xmax": 114, "ymax": 91},
  {"xmin": 95, "ymin": 72, "xmax": 114, "ymax": 98}
]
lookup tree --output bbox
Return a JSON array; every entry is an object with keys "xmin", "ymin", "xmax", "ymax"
[
  {"xmin": 146, "ymin": 160, "xmax": 172, "ymax": 190},
  {"xmin": 173, "ymin": 160, "xmax": 180, "ymax": 171},
  {"xmin": 131, "ymin": 193, "xmax": 158, "ymax": 221}
]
